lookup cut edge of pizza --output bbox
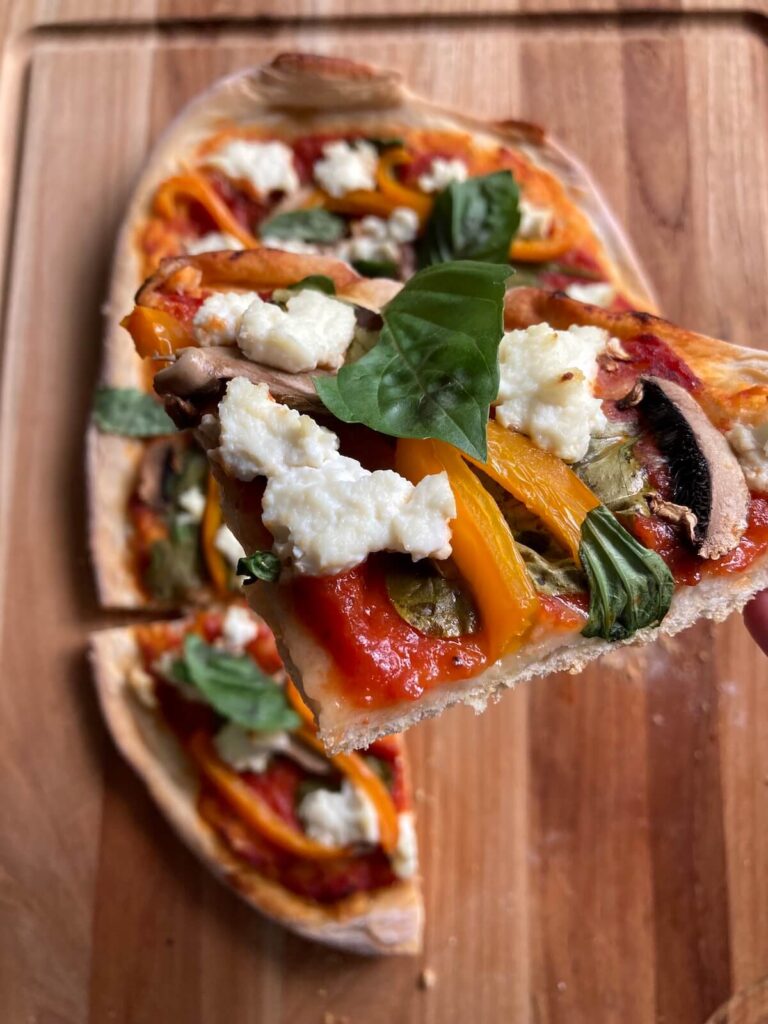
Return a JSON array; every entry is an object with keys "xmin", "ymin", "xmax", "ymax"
[
  {"xmin": 88, "ymin": 51, "xmax": 659, "ymax": 612},
  {"xmin": 124, "ymin": 250, "xmax": 768, "ymax": 753},
  {"xmin": 90, "ymin": 604, "xmax": 422, "ymax": 954}
]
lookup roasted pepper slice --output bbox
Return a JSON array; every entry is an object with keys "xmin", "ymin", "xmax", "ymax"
[
  {"xmin": 121, "ymin": 305, "xmax": 195, "ymax": 359},
  {"xmin": 153, "ymin": 173, "xmax": 259, "ymax": 249},
  {"xmin": 201, "ymin": 474, "xmax": 231, "ymax": 599},
  {"xmin": 324, "ymin": 148, "xmax": 432, "ymax": 222},
  {"xmin": 396, "ymin": 437, "xmax": 538, "ymax": 662},
  {"xmin": 465, "ymin": 420, "xmax": 600, "ymax": 562}
]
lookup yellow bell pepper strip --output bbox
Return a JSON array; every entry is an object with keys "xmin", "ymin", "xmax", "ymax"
[
  {"xmin": 285, "ymin": 678, "xmax": 316, "ymax": 730},
  {"xmin": 187, "ymin": 732, "xmax": 347, "ymax": 860},
  {"xmin": 374, "ymin": 147, "xmax": 433, "ymax": 221},
  {"xmin": 297, "ymin": 727, "xmax": 400, "ymax": 856},
  {"xmin": 395, "ymin": 437, "xmax": 538, "ymax": 663},
  {"xmin": 465, "ymin": 420, "xmax": 600, "ymax": 563},
  {"xmin": 120, "ymin": 306, "xmax": 195, "ymax": 359},
  {"xmin": 153, "ymin": 173, "xmax": 259, "ymax": 249},
  {"xmin": 509, "ymin": 176, "xmax": 592, "ymax": 263},
  {"xmin": 201, "ymin": 474, "xmax": 231, "ymax": 598}
]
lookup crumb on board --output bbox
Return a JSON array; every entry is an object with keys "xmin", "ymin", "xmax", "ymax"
[
  {"xmin": 418, "ymin": 967, "xmax": 437, "ymax": 990},
  {"xmin": 323, "ymin": 1014, "xmax": 350, "ymax": 1024}
]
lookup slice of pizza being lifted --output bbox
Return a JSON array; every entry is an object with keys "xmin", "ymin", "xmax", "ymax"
[
  {"xmin": 91, "ymin": 601, "xmax": 421, "ymax": 953},
  {"xmin": 122, "ymin": 248, "xmax": 768, "ymax": 754}
]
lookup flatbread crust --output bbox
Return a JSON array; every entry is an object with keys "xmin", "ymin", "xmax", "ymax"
[
  {"xmin": 89, "ymin": 51, "xmax": 658, "ymax": 609},
  {"xmin": 90, "ymin": 625, "xmax": 423, "ymax": 953}
]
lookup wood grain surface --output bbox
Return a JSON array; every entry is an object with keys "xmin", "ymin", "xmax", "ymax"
[{"xmin": 1, "ymin": 15, "xmax": 768, "ymax": 1024}]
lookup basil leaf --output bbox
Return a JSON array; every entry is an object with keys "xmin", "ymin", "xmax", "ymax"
[
  {"xmin": 288, "ymin": 274, "xmax": 337, "ymax": 296},
  {"xmin": 315, "ymin": 260, "xmax": 510, "ymax": 460},
  {"xmin": 169, "ymin": 448, "xmax": 208, "ymax": 504},
  {"xmin": 517, "ymin": 543, "xmax": 586, "ymax": 597},
  {"xmin": 174, "ymin": 635, "xmax": 300, "ymax": 731},
  {"xmin": 237, "ymin": 551, "xmax": 281, "ymax": 584},
  {"xmin": 574, "ymin": 437, "xmax": 650, "ymax": 517},
  {"xmin": 386, "ymin": 563, "xmax": 478, "ymax": 638},
  {"xmin": 144, "ymin": 520, "xmax": 202, "ymax": 604},
  {"xmin": 418, "ymin": 171, "xmax": 520, "ymax": 269},
  {"xmin": 93, "ymin": 387, "xmax": 175, "ymax": 437},
  {"xmin": 580, "ymin": 505, "xmax": 674, "ymax": 641},
  {"xmin": 351, "ymin": 258, "xmax": 399, "ymax": 279},
  {"xmin": 364, "ymin": 136, "xmax": 405, "ymax": 151},
  {"xmin": 260, "ymin": 209, "xmax": 345, "ymax": 243}
]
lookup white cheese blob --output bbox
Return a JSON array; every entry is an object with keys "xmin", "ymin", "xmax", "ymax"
[
  {"xmin": 177, "ymin": 485, "xmax": 206, "ymax": 523},
  {"xmin": 214, "ymin": 721, "xmax": 291, "ymax": 774},
  {"xmin": 214, "ymin": 523, "xmax": 246, "ymax": 569},
  {"xmin": 216, "ymin": 378, "xmax": 455, "ymax": 575},
  {"xmin": 337, "ymin": 207, "xmax": 419, "ymax": 265},
  {"xmin": 313, "ymin": 140, "xmax": 378, "ymax": 197},
  {"xmin": 263, "ymin": 456, "xmax": 455, "ymax": 576},
  {"xmin": 417, "ymin": 157, "xmax": 468, "ymax": 193},
  {"xmin": 495, "ymin": 322, "xmax": 609, "ymax": 462},
  {"xmin": 221, "ymin": 604, "xmax": 259, "ymax": 651},
  {"xmin": 727, "ymin": 422, "xmax": 768, "ymax": 492},
  {"xmin": 237, "ymin": 289, "xmax": 357, "ymax": 373},
  {"xmin": 192, "ymin": 291, "xmax": 258, "ymax": 347},
  {"xmin": 218, "ymin": 378, "xmax": 339, "ymax": 480},
  {"xmin": 298, "ymin": 780, "xmax": 380, "ymax": 848},
  {"xmin": 261, "ymin": 237, "xmax": 320, "ymax": 256},
  {"xmin": 564, "ymin": 280, "xmax": 616, "ymax": 308},
  {"xmin": 517, "ymin": 197, "xmax": 554, "ymax": 241},
  {"xmin": 185, "ymin": 231, "xmax": 244, "ymax": 255},
  {"xmin": 391, "ymin": 812, "xmax": 418, "ymax": 879},
  {"xmin": 205, "ymin": 139, "xmax": 299, "ymax": 197},
  {"xmin": 388, "ymin": 206, "xmax": 420, "ymax": 243}
]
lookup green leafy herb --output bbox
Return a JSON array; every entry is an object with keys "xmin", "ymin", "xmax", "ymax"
[
  {"xmin": 260, "ymin": 208, "xmax": 346, "ymax": 244},
  {"xmin": 351, "ymin": 258, "xmax": 399, "ymax": 279},
  {"xmin": 574, "ymin": 437, "xmax": 650, "ymax": 517},
  {"xmin": 364, "ymin": 755, "xmax": 394, "ymax": 789},
  {"xmin": 173, "ymin": 635, "xmax": 300, "ymax": 731},
  {"xmin": 93, "ymin": 387, "xmax": 175, "ymax": 438},
  {"xmin": 580, "ymin": 505, "xmax": 674, "ymax": 641},
  {"xmin": 315, "ymin": 260, "xmax": 511, "ymax": 460},
  {"xmin": 144, "ymin": 520, "xmax": 202, "ymax": 604},
  {"xmin": 168, "ymin": 448, "xmax": 208, "ymax": 504},
  {"xmin": 287, "ymin": 274, "xmax": 337, "ymax": 296},
  {"xmin": 237, "ymin": 551, "xmax": 281, "ymax": 584},
  {"xmin": 418, "ymin": 171, "xmax": 520, "ymax": 269},
  {"xmin": 508, "ymin": 260, "xmax": 605, "ymax": 288},
  {"xmin": 517, "ymin": 544, "xmax": 586, "ymax": 597},
  {"xmin": 364, "ymin": 136, "xmax": 405, "ymax": 151},
  {"xmin": 386, "ymin": 564, "xmax": 478, "ymax": 638}
]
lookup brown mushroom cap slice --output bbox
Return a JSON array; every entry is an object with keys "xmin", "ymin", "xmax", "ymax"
[{"xmin": 631, "ymin": 376, "xmax": 749, "ymax": 559}]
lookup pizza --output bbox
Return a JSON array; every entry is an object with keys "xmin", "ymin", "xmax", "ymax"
[
  {"xmin": 88, "ymin": 52, "xmax": 657, "ymax": 611},
  {"xmin": 122, "ymin": 248, "xmax": 768, "ymax": 753},
  {"xmin": 90, "ymin": 602, "xmax": 421, "ymax": 954}
]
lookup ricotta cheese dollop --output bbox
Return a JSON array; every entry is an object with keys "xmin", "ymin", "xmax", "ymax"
[
  {"xmin": 517, "ymin": 198, "xmax": 554, "ymax": 241},
  {"xmin": 313, "ymin": 140, "xmax": 378, "ymax": 197},
  {"xmin": 391, "ymin": 812, "xmax": 419, "ymax": 879},
  {"xmin": 726, "ymin": 422, "xmax": 768, "ymax": 492},
  {"xmin": 214, "ymin": 523, "xmax": 246, "ymax": 569},
  {"xmin": 495, "ymin": 322, "xmax": 609, "ymax": 462},
  {"xmin": 298, "ymin": 780, "xmax": 380, "ymax": 848},
  {"xmin": 205, "ymin": 139, "xmax": 299, "ymax": 197},
  {"xmin": 564, "ymin": 280, "xmax": 616, "ymax": 308},
  {"xmin": 185, "ymin": 231, "xmax": 244, "ymax": 255},
  {"xmin": 237, "ymin": 289, "xmax": 357, "ymax": 373},
  {"xmin": 220, "ymin": 604, "xmax": 259, "ymax": 651},
  {"xmin": 417, "ymin": 157, "xmax": 468, "ymax": 193},
  {"xmin": 192, "ymin": 291, "xmax": 258, "ymax": 348},
  {"xmin": 217, "ymin": 378, "xmax": 455, "ymax": 576}
]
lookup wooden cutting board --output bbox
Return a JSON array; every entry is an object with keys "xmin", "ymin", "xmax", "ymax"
[{"xmin": 2, "ymin": 9, "xmax": 768, "ymax": 1024}]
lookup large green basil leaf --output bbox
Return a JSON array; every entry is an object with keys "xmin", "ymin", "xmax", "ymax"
[
  {"xmin": 93, "ymin": 387, "xmax": 175, "ymax": 437},
  {"xmin": 315, "ymin": 260, "xmax": 510, "ymax": 460},
  {"xmin": 574, "ymin": 437, "xmax": 650, "ymax": 517},
  {"xmin": 418, "ymin": 171, "xmax": 520, "ymax": 268},
  {"xmin": 580, "ymin": 506, "xmax": 674, "ymax": 641},
  {"xmin": 517, "ymin": 544, "xmax": 586, "ymax": 597},
  {"xmin": 144, "ymin": 520, "xmax": 202, "ymax": 604},
  {"xmin": 173, "ymin": 635, "xmax": 300, "ymax": 731},
  {"xmin": 260, "ymin": 208, "xmax": 345, "ymax": 243},
  {"xmin": 386, "ymin": 564, "xmax": 478, "ymax": 638}
]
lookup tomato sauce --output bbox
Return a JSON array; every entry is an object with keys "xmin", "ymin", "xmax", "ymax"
[
  {"xmin": 538, "ymin": 591, "xmax": 589, "ymax": 630},
  {"xmin": 291, "ymin": 556, "xmax": 489, "ymax": 707}
]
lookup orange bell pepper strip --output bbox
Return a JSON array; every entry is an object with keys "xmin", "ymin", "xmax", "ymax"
[
  {"xmin": 323, "ymin": 148, "xmax": 432, "ymax": 223},
  {"xmin": 153, "ymin": 173, "xmax": 259, "ymax": 249},
  {"xmin": 120, "ymin": 306, "xmax": 195, "ymax": 359},
  {"xmin": 285, "ymin": 678, "xmax": 316, "ymax": 729},
  {"xmin": 297, "ymin": 728, "xmax": 400, "ymax": 856},
  {"xmin": 201, "ymin": 474, "xmax": 231, "ymax": 598},
  {"xmin": 464, "ymin": 421, "xmax": 600, "ymax": 563},
  {"xmin": 395, "ymin": 437, "xmax": 538, "ymax": 663},
  {"xmin": 187, "ymin": 732, "xmax": 347, "ymax": 860}
]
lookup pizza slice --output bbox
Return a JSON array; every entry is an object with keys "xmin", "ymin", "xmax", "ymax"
[
  {"xmin": 122, "ymin": 248, "xmax": 768, "ymax": 753},
  {"xmin": 89, "ymin": 51, "xmax": 657, "ymax": 610},
  {"xmin": 90, "ymin": 601, "xmax": 421, "ymax": 954}
]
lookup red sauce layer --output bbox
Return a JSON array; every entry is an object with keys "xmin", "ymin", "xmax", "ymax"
[{"xmin": 291, "ymin": 556, "xmax": 489, "ymax": 707}]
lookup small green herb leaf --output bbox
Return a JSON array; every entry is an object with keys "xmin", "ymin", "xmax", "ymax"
[
  {"xmin": 287, "ymin": 274, "xmax": 337, "ymax": 296},
  {"xmin": 144, "ymin": 520, "xmax": 202, "ymax": 604},
  {"xmin": 315, "ymin": 260, "xmax": 511, "ymax": 460},
  {"xmin": 237, "ymin": 551, "xmax": 281, "ymax": 584},
  {"xmin": 174, "ymin": 635, "xmax": 300, "ymax": 731},
  {"xmin": 351, "ymin": 258, "xmax": 399, "ymax": 279},
  {"xmin": 574, "ymin": 437, "xmax": 650, "ymax": 517},
  {"xmin": 364, "ymin": 136, "xmax": 405, "ymax": 151},
  {"xmin": 580, "ymin": 505, "xmax": 674, "ymax": 641},
  {"xmin": 260, "ymin": 208, "xmax": 346, "ymax": 244},
  {"xmin": 517, "ymin": 544, "xmax": 587, "ymax": 597},
  {"xmin": 386, "ymin": 564, "xmax": 478, "ymax": 638},
  {"xmin": 418, "ymin": 171, "xmax": 520, "ymax": 269},
  {"xmin": 93, "ymin": 387, "xmax": 175, "ymax": 437}
]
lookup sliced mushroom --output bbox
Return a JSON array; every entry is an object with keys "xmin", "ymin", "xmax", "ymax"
[
  {"xmin": 627, "ymin": 376, "xmax": 749, "ymax": 559},
  {"xmin": 136, "ymin": 434, "xmax": 188, "ymax": 508}
]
